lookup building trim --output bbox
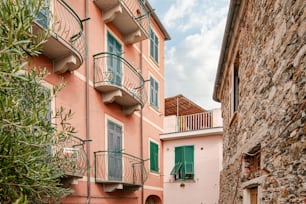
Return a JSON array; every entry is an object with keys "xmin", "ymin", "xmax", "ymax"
[
  {"xmin": 143, "ymin": 185, "xmax": 163, "ymax": 191},
  {"xmin": 160, "ymin": 127, "xmax": 223, "ymax": 140}
]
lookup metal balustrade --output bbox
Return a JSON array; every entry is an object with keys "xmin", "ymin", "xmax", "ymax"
[
  {"xmin": 52, "ymin": 0, "xmax": 85, "ymax": 58},
  {"xmin": 34, "ymin": 0, "xmax": 85, "ymax": 73},
  {"xmin": 53, "ymin": 135, "xmax": 87, "ymax": 177},
  {"xmin": 93, "ymin": 52, "xmax": 147, "ymax": 108},
  {"xmin": 177, "ymin": 112, "xmax": 213, "ymax": 132},
  {"xmin": 93, "ymin": 0, "xmax": 150, "ymax": 43},
  {"xmin": 120, "ymin": 0, "xmax": 150, "ymax": 36},
  {"xmin": 94, "ymin": 151, "xmax": 148, "ymax": 187}
]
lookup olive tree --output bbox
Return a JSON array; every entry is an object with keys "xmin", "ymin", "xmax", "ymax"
[{"xmin": 0, "ymin": 0, "xmax": 76, "ymax": 202}]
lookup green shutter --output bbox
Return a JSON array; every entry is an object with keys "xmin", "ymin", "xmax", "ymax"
[
  {"xmin": 175, "ymin": 146, "xmax": 183, "ymax": 164},
  {"xmin": 150, "ymin": 141, "xmax": 158, "ymax": 172},
  {"xmin": 170, "ymin": 162, "xmax": 182, "ymax": 175},
  {"xmin": 183, "ymin": 146, "xmax": 194, "ymax": 177}
]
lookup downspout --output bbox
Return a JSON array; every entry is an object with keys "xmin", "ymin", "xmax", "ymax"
[
  {"xmin": 85, "ymin": 0, "xmax": 91, "ymax": 203},
  {"xmin": 140, "ymin": 40, "xmax": 144, "ymax": 204}
]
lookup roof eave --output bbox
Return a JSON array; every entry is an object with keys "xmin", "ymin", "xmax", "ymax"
[
  {"xmin": 146, "ymin": 1, "xmax": 171, "ymax": 41},
  {"xmin": 213, "ymin": 0, "xmax": 241, "ymax": 102}
]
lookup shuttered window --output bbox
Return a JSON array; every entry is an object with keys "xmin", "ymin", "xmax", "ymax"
[
  {"xmin": 149, "ymin": 28, "xmax": 159, "ymax": 63},
  {"xmin": 150, "ymin": 141, "xmax": 159, "ymax": 172},
  {"xmin": 170, "ymin": 145, "xmax": 194, "ymax": 180},
  {"xmin": 35, "ymin": 0, "xmax": 51, "ymax": 29},
  {"xmin": 150, "ymin": 76, "xmax": 159, "ymax": 109}
]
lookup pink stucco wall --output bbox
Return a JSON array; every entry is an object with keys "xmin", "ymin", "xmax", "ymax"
[
  {"xmin": 162, "ymin": 109, "xmax": 223, "ymax": 204},
  {"xmin": 162, "ymin": 134, "xmax": 223, "ymax": 204},
  {"xmin": 30, "ymin": 0, "xmax": 168, "ymax": 203}
]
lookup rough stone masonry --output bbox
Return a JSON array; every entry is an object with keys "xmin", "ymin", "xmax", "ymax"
[{"xmin": 217, "ymin": 0, "xmax": 305, "ymax": 203}]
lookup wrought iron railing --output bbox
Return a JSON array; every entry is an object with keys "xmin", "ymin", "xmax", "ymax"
[
  {"xmin": 93, "ymin": 52, "xmax": 147, "ymax": 106},
  {"xmin": 120, "ymin": 0, "xmax": 150, "ymax": 37},
  {"xmin": 177, "ymin": 112, "xmax": 213, "ymax": 132},
  {"xmin": 36, "ymin": 0, "xmax": 85, "ymax": 61},
  {"xmin": 94, "ymin": 151, "xmax": 148, "ymax": 186},
  {"xmin": 54, "ymin": 135, "xmax": 87, "ymax": 177}
]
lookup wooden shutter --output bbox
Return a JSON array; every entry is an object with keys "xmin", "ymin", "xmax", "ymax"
[
  {"xmin": 150, "ymin": 141, "xmax": 158, "ymax": 172},
  {"xmin": 170, "ymin": 162, "xmax": 182, "ymax": 175},
  {"xmin": 183, "ymin": 146, "xmax": 194, "ymax": 175},
  {"xmin": 154, "ymin": 80, "xmax": 159, "ymax": 107},
  {"xmin": 36, "ymin": 0, "xmax": 50, "ymax": 29},
  {"xmin": 154, "ymin": 34, "xmax": 159, "ymax": 62}
]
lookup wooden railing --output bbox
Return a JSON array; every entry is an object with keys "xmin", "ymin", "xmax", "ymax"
[{"xmin": 177, "ymin": 112, "xmax": 213, "ymax": 132}]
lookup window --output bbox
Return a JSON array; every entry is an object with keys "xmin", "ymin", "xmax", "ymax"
[
  {"xmin": 107, "ymin": 120, "xmax": 123, "ymax": 181},
  {"xmin": 243, "ymin": 144, "xmax": 261, "ymax": 181},
  {"xmin": 233, "ymin": 63, "xmax": 239, "ymax": 112},
  {"xmin": 36, "ymin": 0, "xmax": 51, "ymax": 29},
  {"xmin": 231, "ymin": 53, "xmax": 239, "ymax": 116},
  {"xmin": 170, "ymin": 145, "xmax": 194, "ymax": 180},
  {"xmin": 149, "ymin": 28, "xmax": 159, "ymax": 63},
  {"xmin": 150, "ymin": 76, "xmax": 159, "ymax": 109},
  {"xmin": 150, "ymin": 141, "xmax": 159, "ymax": 172}
]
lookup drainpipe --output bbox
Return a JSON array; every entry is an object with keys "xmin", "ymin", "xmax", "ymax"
[
  {"xmin": 85, "ymin": 0, "xmax": 91, "ymax": 203},
  {"xmin": 140, "ymin": 40, "xmax": 144, "ymax": 204}
]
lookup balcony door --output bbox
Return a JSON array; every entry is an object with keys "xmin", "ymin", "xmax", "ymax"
[
  {"xmin": 107, "ymin": 120, "xmax": 122, "ymax": 181},
  {"xmin": 107, "ymin": 33, "xmax": 122, "ymax": 86}
]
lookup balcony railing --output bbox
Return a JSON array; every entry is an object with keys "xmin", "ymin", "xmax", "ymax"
[
  {"xmin": 34, "ymin": 0, "xmax": 85, "ymax": 73},
  {"xmin": 94, "ymin": 150, "xmax": 148, "ymax": 192},
  {"xmin": 54, "ymin": 135, "xmax": 87, "ymax": 178},
  {"xmin": 93, "ymin": 0, "xmax": 150, "ymax": 44},
  {"xmin": 177, "ymin": 112, "xmax": 213, "ymax": 132},
  {"xmin": 93, "ymin": 52, "xmax": 146, "ymax": 115}
]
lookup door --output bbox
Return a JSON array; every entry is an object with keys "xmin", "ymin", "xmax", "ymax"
[
  {"xmin": 107, "ymin": 120, "xmax": 122, "ymax": 181},
  {"xmin": 250, "ymin": 187, "xmax": 258, "ymax": 204},
  {"xmin": 107, "ymin": 33, "xmax": 122, "ymax": 86}
]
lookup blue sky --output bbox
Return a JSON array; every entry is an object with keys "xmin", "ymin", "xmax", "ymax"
[{"xmin": 150, "ymin": 0, "xmax": 230, "ymax": 110}]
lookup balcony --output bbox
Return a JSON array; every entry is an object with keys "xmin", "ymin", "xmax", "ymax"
[
  {"xmin": 164, "ymin": 109, "xmax": 223, "ymax": 133},
  {"xmin": 93, "ymin": 52, "xmax": 146, "ymax": 115},
  {"xmin": 33, "ymin": 0, "xmax": 85, "ymax": 74},
  {"xmin": 94, "ymin": 151, "xmax": 148, "ymax": 192},
  {"xmin": 93, "ymin": 0, "xmax": 150, "ymax": 44},
  {"xmin": 53, "ymin": 135, "xmax": 88, "ymax": 185}
]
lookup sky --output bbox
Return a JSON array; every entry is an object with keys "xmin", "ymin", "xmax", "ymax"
[{"xmin": 150, "ymin": 0, "xmax": 230, "ymax": 110}]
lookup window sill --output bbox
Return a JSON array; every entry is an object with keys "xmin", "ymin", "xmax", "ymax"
[
  {"xmin": 149, "ymin": 56, "xmax": 160, "ymax": 67},
  {"xmin": 149, "ymin": 105, "xmax": 161, "ymax": 115},
  {"xmin": 172, "ymin": 179, "xmax": 195, "ymax": 183},
  {"xmin": 241, "ymin": 175, "xmax": 267, "ymax": 189},
  {"xmin": 149, "ymin": 171, "xmax": 160, "ymax": 176}
]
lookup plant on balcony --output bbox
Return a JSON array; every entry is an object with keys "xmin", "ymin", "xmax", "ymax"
[{"xmin": 0, "ymin": 0, "xmax": 78, "ymax": 203}]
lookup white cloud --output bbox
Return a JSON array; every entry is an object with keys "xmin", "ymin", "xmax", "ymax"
[
  {"xmin": 163, "ymin": 0, "xmax": 198, "ymax": 29},
  {"xmin": 162, "ymin": 0, "xmax": 230, "ymax": 110}
]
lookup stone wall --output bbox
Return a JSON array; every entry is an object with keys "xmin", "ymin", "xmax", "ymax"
[{"xmin": 219, "ymin": 0, "xmax": 305, "ymax": 203}]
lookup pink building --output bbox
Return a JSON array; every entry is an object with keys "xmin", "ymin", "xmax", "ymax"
[
  {"xmin": 161, "ymin": 95, "xmax": 223, "ymax": 204},
  {"xmin": 30, "ymin": 0, "xmax": 170, "ymax": 203}
]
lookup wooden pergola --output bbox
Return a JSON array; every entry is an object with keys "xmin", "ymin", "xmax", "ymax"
[{"xmin": 165, "ymin": 94, "xmax": 206, "ymax": 116}]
